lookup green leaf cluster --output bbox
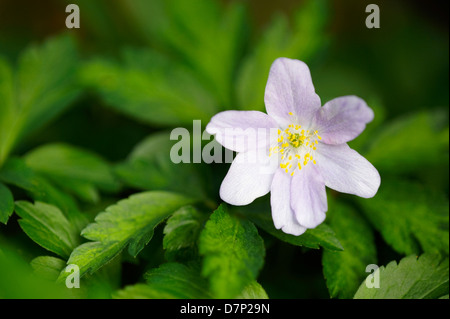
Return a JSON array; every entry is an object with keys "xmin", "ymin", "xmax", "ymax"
[{"xmin": 0, "ymin": 0, "xmax": 447, "ymax": 300}]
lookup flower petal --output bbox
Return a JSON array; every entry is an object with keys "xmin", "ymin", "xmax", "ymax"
[
  {"xmin": 264, "ymin": 58, "xmax": 321, "ymax": 127},
  {"xmin": 220, "ymin": 149, "xmax": 277, "ymax": 206},
  {"xmin": 206, "ymin": 110, "xmax": 278, "ymax": 152},
  {"xmin": 316, "ymin": 143, "xmax": 381, "ymax": 198},
  {"xmin": 270, "ymin": 169, "xmax": 307, "ymax": 236},
  {"xmin": 290, "ymin": 165, "xmax": 327, "ymax": 229},
  {"xmin": 313, "ymin": 96, "xmax": 374, "ymax": 144}
]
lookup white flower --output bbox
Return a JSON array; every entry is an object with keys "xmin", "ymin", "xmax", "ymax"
[{"xmin": 206, "ymin": 58, "xmax": 380, "ymax": 235}]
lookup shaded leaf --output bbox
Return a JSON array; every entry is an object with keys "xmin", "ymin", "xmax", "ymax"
[
  {"xmin": 163, "ymin": 206, "xmax": 207, "ymax": 261},
  {"xmin": 114, "ymin": 131, "xmax": 208, "ymax": 199},
  {"xmin": 30, "ymin": 256, "xmax": 66, "ymax": 281},
  {"xmin": 0, "ymin": 35, "xmax": 80, "ymax": 166},
  {"xmin": 0, "ymin": 182, "xmax": 14, "ymax": 224},
  {"xmin": 358, "ymin": 178, "xmax": 449, "ymax": 255},
  {"xmin": 0, "ymin": 157, "xmax": 88, "ymax": 231},
  {"xmin": 244, "ymin": 208, "xmax": 343, "ymax": 251},
  {"xmin": 322, "ymin": 202, "xmax": 377, "ymax": 299},
  {"xmin": 79, "ymin": 49, "xmax": 217, "ymax": 126},
  {"xmin": 125, "ymin": 0, "xmax": 247, "ymax": 106},
  {"xmin": 25, "ymin": 143, "xmax": 121, "ymax": 203},
  {"xmin": 0, "ymin": 244, "xmax": 72, "ymax": 298},
  {"xmin": 143, "ymin": 262, "xmax": 212, "ymax": 299},
  {"xmin": 236, "ymin": 0, "xmax": 328, "ymax": 111},
  {"xmin": 199, "ymin": 204, "xmax": 265, "ymax": 299},
  {"xmin": 365, "ymin": 110, "xmax": 449, "ymax": 173},
  {"xmin": 15, "ymin": 201, "xmax": 79, "ymax": 259}
]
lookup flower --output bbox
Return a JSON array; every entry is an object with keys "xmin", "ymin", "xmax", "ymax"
[{"xmin": 206, "ymin": 58, "xmax": 380, "ymax": 236}]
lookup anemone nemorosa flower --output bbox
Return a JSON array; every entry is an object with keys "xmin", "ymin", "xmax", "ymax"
[{"xmin": 206, "ymin": 58, "xmax": 380, "ymax": 235}]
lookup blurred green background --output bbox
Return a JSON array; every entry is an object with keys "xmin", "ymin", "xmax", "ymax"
[{"xmin": 0, "ymin": 0, "xmax": 448, "ymax": 299}]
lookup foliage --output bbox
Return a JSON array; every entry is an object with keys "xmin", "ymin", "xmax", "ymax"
[{"xmin": 0, "ymin": 0, "xmax": 448, "ymax": 300}]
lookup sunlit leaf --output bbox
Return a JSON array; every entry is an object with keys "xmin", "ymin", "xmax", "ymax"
[
  {"xmin": 354, "ymin": 254, "xmax": 449, "ymax": 299},
  {"xmin": 58, "ymin": 191, "xmax": 194, "ymax": 280},
  {"xmin": 365, "ymin": 110, "xmax": 449, "ymax": 173}
]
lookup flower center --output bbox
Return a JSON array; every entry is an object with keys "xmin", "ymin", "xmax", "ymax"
[{"xmin": 269, "ymin": 112, "xmax": 322, "ymax": 176}]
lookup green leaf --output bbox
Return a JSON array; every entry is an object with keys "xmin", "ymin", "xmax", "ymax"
[
  {"xmin": 243, "ymin": 208, "xmax": 343, "ymax": 251},
  {"xmin": 0, "ymin": 58, "xmax": 14, "ymax": 165},
  {"xmin": 199, "ymin": 204, "xmax": 265, "ymax": 299},
  {"xmin": 125, "ymin": 0, "xmax": 247, "ymax": 106},
  {"xmin": 236, "ymin": 281, "xmax": 269, "ymax": 299},
  {"xmin": 25, "ymin": 143, "xmax": 121, "ymax": 203},
  {"xmin": 0, "ymin": 35, "xmax": 80, "ymax": 166},
  {"xmin": 115, "ymin": 262, "xmax": 212, "ymax": 299},
  {"xmin": 163, "ymin": 206, "xmax": 207, "ymax": 261},
  {"xmin": 112, "ymin": 284, "xmax": 176, "ymax": 299},
  {"xmin": 79, "ymin": 49, "xmax": 217, "ymax": 126},
  {"xmin": 143, "ymin": 262, "xmax": 212, "ymax": 299},
  {"xmin": 322, "ymin": 202, "xmax": 377, "ymax": 299},
  {"xmin": 30, "ymin": 256, "xmax": 66, "ymax": 281},
  {"xmin": 358, "ymin": 178, "xmax": 449, "ymax": 255},
  {"xmin": 236, "ymin": 0, "xmax": 328, "ymax": 111},
  {"xmin": 0, "ymin": 182, "xmax": 14, "ymax": 224},
  {"xmin": 0, "ymin": 244, "xmax": 72, "ymax": 298},
  {"xmin": 0, "ymin": 157, "xmax": 88, "ymax": 231},
  {"xmin": 59, "ymin": 191, "xmax": 194, "ymax": 279},
  {"xmin": 365, "ymin": 110, "xmax": 449, "ymax": 173},
  {"xmin": 114, "ymin": 131, "xmax": 208, "ymax": 199},
  {"xmin": 14, "ymin": 201, "xmax": 80, "ymax": 259},
  {"xmin": 354, "ymin": 254, "xmax": 449, "ymax": 299}
]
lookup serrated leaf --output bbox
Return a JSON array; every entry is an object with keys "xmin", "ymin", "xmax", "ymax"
[
  {"xmin": 322, "ymin": 202, "xmax": 377, "ymax": 299},
  {"xmin": 0, "ymin": 35, "xmax": 80, "ymax": 166},
  {"xmin": 365, "ymin": 110, "xmax": 449, "ymax": 173},
  {"xmin": 79, "ymin": 49, "xmax": 217, "ymax": 126},
  {"xmin": 30, "ymin": 256, "xmax": 66, "ymax": 281},
  {"xmin": 163, "ymin": 206, "xmax": 207, "ymax": 261},
  {"xmin": 59, "ymin": 191, "xmax": 194, "ymax": 280},
  {"xmin": 14, "ymin": 201, "xmax": 80, "ymax": 259},
  {"xmin": 199, "ymin": 204, "xmax": 265, "ymax": 299},
  {"xmin": 236, "ymin": 0, "xmax": 328, "ymax": 111},
  {"xmin": 0, "ymin": 157, "xmax": 88, "ymax": 231},
  {"xmin": 243, "ymin": 208, "xmax": 343, "ymax": 251},
  {"xmin": 25, "ymin": 143, "xmax": 120, "ymax": 203},
  {"xmin": 0, "ymin": 182, "xmax": 14, "ymax": 224},
  {"xmin": 358, "ymin": 178, "xmax": 449, "ymax": 255},
  {"xmin": 354, "ymin": 254, "xmax": 449, "ymax": 299},
  {"xmin": 114, "ymin": 131, "xmax": 208, "ymax": 199}
]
